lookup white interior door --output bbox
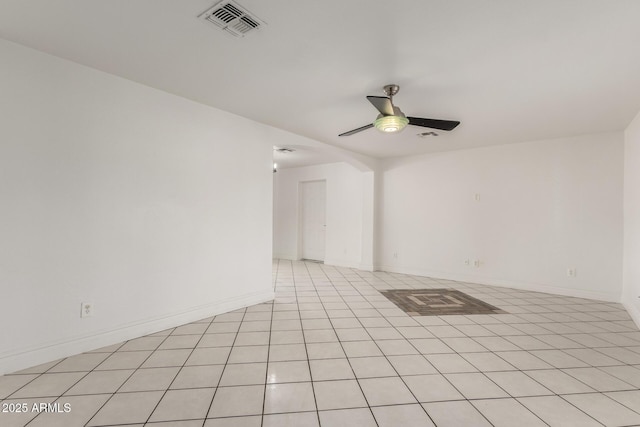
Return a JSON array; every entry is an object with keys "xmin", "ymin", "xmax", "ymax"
[{"xmin": 300, "ymin": 180, "xmax": 326, "ymax": 262}]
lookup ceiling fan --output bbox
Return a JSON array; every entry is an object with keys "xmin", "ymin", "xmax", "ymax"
[{"xmin": 339, "ymin": 84, "xmax": 460, "ymax": 136}]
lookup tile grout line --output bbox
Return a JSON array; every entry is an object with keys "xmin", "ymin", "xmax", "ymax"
[
  {"xmin": 66, "ymin": 329, "xmax": 175, "ymax": 427},
  {"xmin": 303, "ymin": 261, "xmax": 382, "ymax": 427},
  {"xmin": 290, "ymin": 259, "xmax": 323, "ymax": 427},
  {"xmin": 259, "ymin": 260, "xmax": 277, "ymax": 427},
  {"xmin": 345, "ymin": 264, "xmax": 564, "ymax": 425},
  {"xmin": 348, "ymin": 264, "xmax": 638, "ymax": 425},
  {"xmin": 335, "ymin": 264, "xmax": 491, "ymax": 427},
  {"xmin": 198, "ymin": 306, "xmax": 247, "ymax": 426},
  {"xmin": 140, "ymin": 313, "xmax": 218, "ymax": 426}
]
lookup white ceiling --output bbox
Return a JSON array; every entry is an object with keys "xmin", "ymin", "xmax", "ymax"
[{"xmin": 2, "ymin": 0, "xmax": 640, "ymax": 161}]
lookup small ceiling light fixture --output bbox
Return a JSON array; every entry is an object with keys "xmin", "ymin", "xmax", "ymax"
[
  {"xmin": 374, "ymin": 114, "xmax": 409, "ymax": 133},
  {"xmin": 273, "ymin": 162, "xmax": 278, "ymax": 173}
]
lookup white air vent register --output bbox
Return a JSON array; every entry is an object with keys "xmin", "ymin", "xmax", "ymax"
[{"xmin": 199, "ymin": 0, "xmax": 265, "ymax": 38}]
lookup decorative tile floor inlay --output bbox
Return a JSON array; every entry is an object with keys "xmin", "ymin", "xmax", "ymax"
[{"xmin": 381, "ymin": 289, "xmax": 507, "ymax": 316}]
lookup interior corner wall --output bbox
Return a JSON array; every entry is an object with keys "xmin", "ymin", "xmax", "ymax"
[
  {"xmin": 379, "ymin": 133, "xmax": 624, "ymax": 301},
  {"xmin": 0, "ymin": 40, "xmax": 275, "ymax": 375},
  {"xmin": 273, "ymin": 162, "xmax": 363, "ymax": 268},
  {"xmin": 623, "ymin": 110, "xmax": 640, "ymax": 326}
]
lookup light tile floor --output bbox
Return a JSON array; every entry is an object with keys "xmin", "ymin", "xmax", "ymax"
[{"xmin": 2, "ymin": 260, "xmax": 640, "ymax": 426}]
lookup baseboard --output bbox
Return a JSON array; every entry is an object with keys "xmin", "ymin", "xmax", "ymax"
[
  {"xmin": 274, "ymin": 256, "xmax": 364, "ymax": 270},
  {"xmin": 623, "ymin": 300, "xmax": 640, "ymax": 329},
  {"xmin": 323, "ymin": 257, "xmax": 360, "ymax": 269},
  {"xmin": 375, "ymin": 264, "xmax": 620, "ymax": 302},
  {"xmin": 359, "ymin": 263, "xmax": 375, "ymax": 272},
  {"xmin": 273, "ymin": 253, "xmax": 297, "ymax": 261},
  {"xmin": 0, "ymin": 289, "xmax": 274, "ymax": 376}
]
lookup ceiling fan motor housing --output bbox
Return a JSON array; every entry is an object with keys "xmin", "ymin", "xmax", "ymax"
[{"xmin": 383, "ymin": 84, "xmax": 400, "ymax": 97}]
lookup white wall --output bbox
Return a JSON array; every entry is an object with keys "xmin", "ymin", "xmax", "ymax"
[
  {"xmin": 623, "ymin": 110, "xmax": 640, "ymax": 325},
  {"xmin": 273, "ymin": 163, "xmax": 364, "ymax": 268},
  {"xmin": 0, "ymin": 40, "xmax": 277, "ymax": 374},
  {"xmin": 379, "ymin": 133, "xmax": 624, "ymax": 301}
]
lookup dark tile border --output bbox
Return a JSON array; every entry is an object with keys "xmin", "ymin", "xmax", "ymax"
[{"xmin": 380, "ymin": 289, "xmax": 507, "ymax": 316}]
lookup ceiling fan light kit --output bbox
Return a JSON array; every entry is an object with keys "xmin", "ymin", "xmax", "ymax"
[
  {"xmin": 339, "ymin": 84, "xmax": 460, "ymax": 137},
  {"xmin": 374, "ymin": 115, "xmax": 409, "ymax": 133}
]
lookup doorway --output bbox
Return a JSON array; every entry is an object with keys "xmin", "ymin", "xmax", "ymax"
[{"xmin": 299, "ymin": 180, "xmax": 326, "ymax": 262}]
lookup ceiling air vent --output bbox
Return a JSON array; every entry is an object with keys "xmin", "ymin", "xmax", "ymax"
[
  {"xmin": 418, "ymin": 132, "xmax": 439, "ymax": 138},
  {"xmin": 199, "ymin": 0, "xmax": 265, "ymax": 38},
  {"xmin": 274, "ymin": 148, "xmax": 295, "ymax": 153}
]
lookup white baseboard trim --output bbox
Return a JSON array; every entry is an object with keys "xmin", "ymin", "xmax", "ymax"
[
  {"xmin": 0, "ymin": 289, "xmax": 274, "ymax": 376},
  {"xmin": 273, "ymin": 257, "xmax": 364, "ymax": 270},
  {"xmin": 375, "ymin": 264, "xmax": 620, "ymax": 302},
  {"xmin": 623, "ymin": 300, "xmax": 640, "ymax": 329},
  {"xmin": 359, "ymin": 263, "xmax": 375, "ymax": 272},
  {"xmin": 323, "ymin": 257, "xmax": 360, "ymax": 269},
  {"xmin": 273, "ymin": 253, "xmax": 297, "ymax": 261}
]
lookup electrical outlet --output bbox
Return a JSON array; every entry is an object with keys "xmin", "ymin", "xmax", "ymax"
[
  {"xmin": 393, "ymin": 252, "xmax": 398, "ymax": 259},
  {"xmin": 473, "ymin": 260, "xmax": 481, "ymax": 268},
  {"xmin": 81, "ymin": 302, "xmax": 94, "ymax": 318},
  {"xmin": 567, "ymin": 268, "xmax": 576, "ymax": 278},
  {"xmin": 464, "ymin": 259, "xmax": 470, "ymax": 266},
  {"xmin": 475, "ymin": 193, "xmax": 480, "ymax": 201}
]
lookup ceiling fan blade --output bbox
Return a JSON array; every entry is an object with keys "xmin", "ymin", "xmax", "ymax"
[
  {"xmin": 339, "ymin": 123, "xmax": 374, "ymax": 137},
  {"xmin": 407, "ymin": 117, "xmax": 460, "ymax": 131},
  {"xmin": 367, "ymin": 96, "xmax": 394, "ymax": 116}
]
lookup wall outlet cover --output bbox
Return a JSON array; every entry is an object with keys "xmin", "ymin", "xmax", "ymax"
[{"xmin": 81, "ymin": 302, "xmax": 94, "ymax": 318}]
